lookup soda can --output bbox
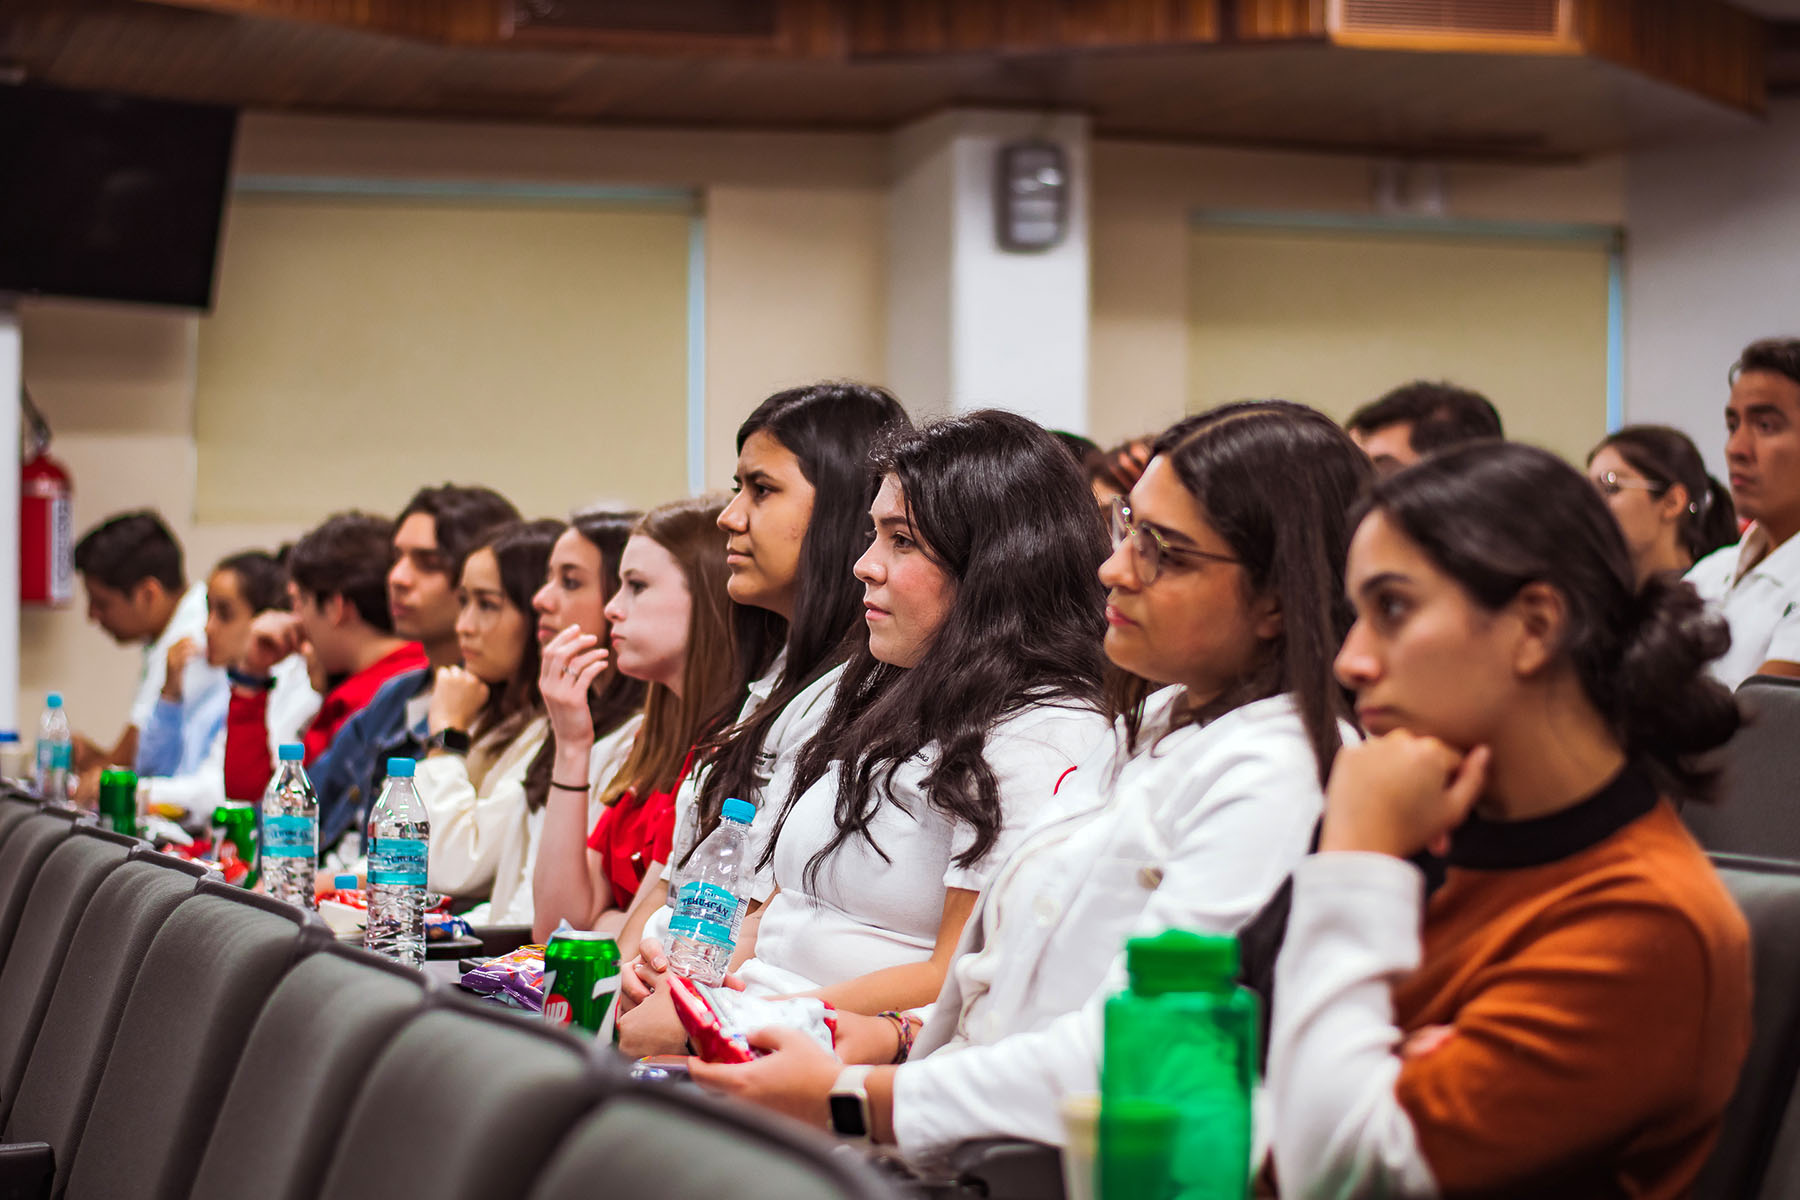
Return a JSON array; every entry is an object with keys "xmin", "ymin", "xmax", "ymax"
[
  {"xmin": 543, "ymin": 930, "xmax": 622, "ymax": 1042},
  {"xmin": 98, "ymin": 767, "xmax": 138, "ymax": 838},
  {"xmin": 210, "ymin": 801, "xmax": 260, "ymax": 888}
]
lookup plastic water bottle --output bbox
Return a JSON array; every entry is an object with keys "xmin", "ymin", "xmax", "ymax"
[
  {"xmin": 261, "ymin": 743, "xmax": 318, "ymax": 911},
  {"xmin": 667, "ymin": 797, "xmax": 756, "ymax": 985},
  {"xmin": 35, "ymin": 693, "xmax": 72, "ymax": 804},
  {"xmin": 1099, "ymin": 930, "xmax": 1258, "ymax": 1200},
  {"xmin": 365, "ymin": 757, "xmax": 429, "ymax": 968}
]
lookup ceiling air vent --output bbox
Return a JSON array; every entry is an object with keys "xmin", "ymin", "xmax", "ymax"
[{"xmin": 1330, "ymin": 0, "xmax": 1575, "ymax": 49}]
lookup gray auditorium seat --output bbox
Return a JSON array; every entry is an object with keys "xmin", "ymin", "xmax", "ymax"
[
  {"xmin": 526, "ymin": 1087, "xmax": 906, "ymax": 1200},
  {"xmin": 0, "ymin": 798, "xmax": 36, "ymax": 845},
  {"xmin": 313, "ymin": 1002, "xmax": 602, "ymax": 1200},
  {"xmin": 0, "ymin": 830, "xmax": 133, "ymax": 1118},
  {"xmin": 1694, "ymin": 853, "xmax": 1800, "ymax": 1200},
  {"xmin": 188, "ymin": 943, "xmax": 428, "ymax": 1200},
  {"xmin": 0, "ymin": 855, "xmax": 207, "ymax": 1186},
  {"xmin": 1684, "ymin": 675, "xmax": 1800, "ymax": 859},
  {"xmin": 0, "ymin": 811, "xmax": 76, "ymax": 967},
  {"xmin": 59, "ymin": 885, "xmax": 316, "ymax": 1200}
]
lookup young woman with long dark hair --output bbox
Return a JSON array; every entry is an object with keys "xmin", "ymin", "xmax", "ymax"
[
  {"xmin": 614, "ymin": 383, "xmax": 910, "ymax": 962},
  {"xmin": 1268, "ymin": 441, "xmax": 1750, "ymax": 1198},
  {"xmin": 689, "ymin": 401, "xmax": 1367, "ymax": 1162},
  {"xmin": 1587, "ymin": 424, "xmax": 1736, "ymax": 584},
  {"xmin": 416, "ymin": 519, "xmax": 562, "ymax": 921},
  {"xmin": 434, "ymin": 510, "xmax": 646, "ymax": 928},
  {"xmin": 620, "ymin": 410, "xmax": 1112, "ymax": 1054},
  {"xmin": 531, "ymin": 497, "xmax": 742, "ymax": 940}
]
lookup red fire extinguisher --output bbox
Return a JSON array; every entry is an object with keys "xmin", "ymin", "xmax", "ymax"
[{"xmin": 20, "ymin": 389, "xmax": 73, "ymax": 608}]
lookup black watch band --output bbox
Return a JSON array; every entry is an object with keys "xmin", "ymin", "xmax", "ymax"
[
  {"xmin": 427, "ymin": 727, "xmax": 471, "ymax": 755},
  {"xmin": 226, "ymin": 667, "xmax": 276, "ymax": 692}
]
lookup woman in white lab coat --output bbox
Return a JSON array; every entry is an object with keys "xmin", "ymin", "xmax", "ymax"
[{"xmin": 691, "ymin": 399, "xmax": 1370, "ymax": 1165}]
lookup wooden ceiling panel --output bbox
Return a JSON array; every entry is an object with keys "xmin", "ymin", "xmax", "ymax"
[{"xmin": 0, "ymin": 0, "xmax": 1766, "ymax": 158}]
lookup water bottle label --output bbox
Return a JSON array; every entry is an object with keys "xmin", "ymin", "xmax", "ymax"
[
  {"xmin": 369, "ymin": 837, "xmax": 428, "ymax": 886},
  {"xmin": 263, "ymin": 815, "xmax": 316, "ymax": 860},
  {"xmin": 37, "ymin": 742, "xmax": 69, "ymax": 770},
  {"xmin": 668, "ymin": 880, "xmax": 739, "ymax": 949}
]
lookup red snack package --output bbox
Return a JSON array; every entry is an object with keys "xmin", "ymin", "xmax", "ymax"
[{"xmin": 668, "ymin": 975, "xmax": 839, "ymax": 1065}]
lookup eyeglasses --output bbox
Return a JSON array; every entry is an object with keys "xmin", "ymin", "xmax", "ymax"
[
  {"xmin": 1109, "ymin": 497, "xmax": 1240, "ymax": 585},
  {"xmin": 1590, "ymin": 471, "xmax": 1665, "ymax": 499}
]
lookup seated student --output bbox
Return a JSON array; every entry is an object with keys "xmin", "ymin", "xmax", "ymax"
[
  {"xmin": 224, "ymin": 512, "xmax": 427, "ymax": 797},
  {"xmin": 1346, "ymin": 380, "xmax": 1502, "ymax": 477},
  {"xmin": 688, "ymin": 401, "xmax": 1364, "ymax": 1161},
  {"xmin": 416, "ymin": 520, "xmax": 563, "ymax": 922},
  {"xmin": 620, "ymin": 411, "xmax": 1112, "ymax": 1055},
  {"xmin": 309, "ymin": 484, "xmax": 520, "ymax": 849},
  {"xmin": 138, "ymin": 550, "xmax": 319, "ymax": 819},
  {"xmin": 614, "ymin": 382, "xmax": 910, "ymax": 961},
  {"xmin": 1266, "ymin": 442, "xmax": 1749, "ymax": 1198},
  {"xmin": 532, "ymin": 496, "xmax": 743, "ymax": 939},
  {"xmin": 1686, "ymin": 337, "xmax": 1800, "ymax": 687},
  {"xmin": 1588, "ymin": 425, "xmax": 1736, "ymax": 585},
  {"xmin": 522, "ymin": 512, "xmax": 648, "ymax": 932},
  {"xmin": 70, "ymin": 510, "xmax": 225, "ymax": 794}
]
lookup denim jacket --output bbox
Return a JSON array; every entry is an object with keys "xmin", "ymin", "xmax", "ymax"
[{"xmin": 316, "ymin": 667, "xmax": 431, "ymax": 849}]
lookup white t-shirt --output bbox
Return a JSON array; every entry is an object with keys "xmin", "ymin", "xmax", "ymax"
[
  {"xmin": 1685, "ymin": 523, "xmax": 1800, "ymax": 688},
  {"xmin": 130, "ymin": 581, "xmax": 221, "ymax": 732},
  {"xmin": 736, "ymin": 701, "xmax": 1110, "ymax": 997},
  {"xmin": 664, "ymin": 658, "xmax": 844, "ymax": 904}
]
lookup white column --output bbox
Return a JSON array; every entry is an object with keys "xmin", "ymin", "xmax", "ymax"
[
  {"xmin": 0, "ymin": 303, "xmax": 20, "ymax": 732},
  {"xmin": 887, "ymin": 110, "xmax": 1091, "ymax": 432}
]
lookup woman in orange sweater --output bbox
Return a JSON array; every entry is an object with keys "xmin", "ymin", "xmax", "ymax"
[{"xmin": 1270, "ymin": 440, "xmax": 1752, "ymax": 1199}]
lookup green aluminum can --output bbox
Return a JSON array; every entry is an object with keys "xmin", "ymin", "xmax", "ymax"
[
  {"xmin": 543, "ymin": 930, "xmax": 622, "ymax": 1041},
  {"xmin": 210, "ymin": 800, "xmax": 260, "ymax": 889},
  {"xmin": 98, "ymin": 768, "xmax": 138, "ymax": 838}
]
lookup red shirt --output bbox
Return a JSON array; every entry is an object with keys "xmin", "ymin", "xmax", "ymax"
[
  {"xmin": 223, "ymin": 642, "xmax": 429, "ymax": 801},
  {"xmin": 585, "ymin": 754, "xmax": 692, "ymax": 911}
]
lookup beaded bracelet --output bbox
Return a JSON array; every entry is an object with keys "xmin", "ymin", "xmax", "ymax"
[{"xmin": 878, "ymin": 1010, "xmax": 919, "ymax": 1063}]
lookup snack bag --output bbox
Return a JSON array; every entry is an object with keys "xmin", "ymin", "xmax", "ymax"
[
  {"xmin": 668, "ymin": 974, "xmax": 837, "ymax": 1064},
  {"xmin": 459, "ymin": 944, "xmax": 549, "ymax": 1011}
]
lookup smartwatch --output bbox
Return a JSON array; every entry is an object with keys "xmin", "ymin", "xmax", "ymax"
[
  {"xmin": 829, "ymin": 1065, "xmax": 874, "ymax": 1143},
  {"xmin": 427, "ymin": 727, "xmax": 471, "ymax": 755}
]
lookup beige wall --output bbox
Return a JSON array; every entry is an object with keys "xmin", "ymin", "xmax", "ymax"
[
  {"xmin": 1088, "ymin": 142, "xmax": 1626, "ymax": 448},
  {"xmin": 18, "ymin": 110, "xmax": 1626, "ymax": 734}
]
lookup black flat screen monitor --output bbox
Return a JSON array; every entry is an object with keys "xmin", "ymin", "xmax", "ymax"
[{"xmin": 0, "ymin": 84, "xmax": 238, "ymax": 310}]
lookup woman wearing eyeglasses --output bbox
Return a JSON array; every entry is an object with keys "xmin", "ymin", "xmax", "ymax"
[
  {"xmin": 1587, "ymin": 426, "xmax": 1737, "ymax": 585},
  {"xmin": 691, "ymin": 401, "xmax": 1368, "ymax": 1166}
]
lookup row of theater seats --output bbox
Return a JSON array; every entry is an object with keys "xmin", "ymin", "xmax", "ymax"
[{"xmin": 0, "ymin": 791, "xmax": 905, "ymax": 1200}]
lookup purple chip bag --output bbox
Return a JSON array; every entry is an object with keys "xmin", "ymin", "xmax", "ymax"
[{"xmin": 458, "ymin": 944, "xmax": 547, "ymax": 1010}]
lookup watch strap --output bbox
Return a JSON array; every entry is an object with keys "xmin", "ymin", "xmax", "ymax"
[{"xmin": 226, "ymin": 667, "xmax": 276, "ymax": 692}]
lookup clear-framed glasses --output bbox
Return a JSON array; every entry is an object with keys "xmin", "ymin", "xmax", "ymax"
[
  {"xmin": 1109, "ymin": 496, "xmax": 1240, "ymax": 585},
  {"xmin": 1590, "ymin": 470, "xmax": 1665, "ymax": 499}
]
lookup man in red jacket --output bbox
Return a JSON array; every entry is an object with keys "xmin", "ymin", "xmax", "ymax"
[{"xmin": 223, "ymin": 512, "xmax": 427, "ymax": 799}]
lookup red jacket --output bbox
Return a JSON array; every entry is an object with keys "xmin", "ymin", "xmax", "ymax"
[{"xmin": 224, "ymin": 642, "xmax": 429, "ymax": 801}]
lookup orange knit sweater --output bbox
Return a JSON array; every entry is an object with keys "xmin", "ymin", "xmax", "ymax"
[{"xmin": 1392, "ymin": 796, "xmax": 1751, "ymax": 1198}]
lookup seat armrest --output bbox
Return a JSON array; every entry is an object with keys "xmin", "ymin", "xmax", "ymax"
[
  {"xmin": 947, "ymin": 1137, "xmax": 1066, "ymax": 1200},
  {"xmin": 0, "ymin": 1140, "xmax": 54, "ymax": 1200}
]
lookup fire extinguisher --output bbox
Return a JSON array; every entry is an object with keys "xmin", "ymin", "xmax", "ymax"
[{"xmin": 20, "ymin": 388, "xmax": 73, "ymax": 608}]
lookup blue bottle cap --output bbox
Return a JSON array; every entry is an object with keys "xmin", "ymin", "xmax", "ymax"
[
  {"xmin": 46, "ymin": 693, "xmax": 62, "ymax": 708},
  {"xmin": 721, "ymin": 797, "xmax": 756, "ymax": 825},
  {"xmin": 386, "ymin": 757, "xmax": 416, "ymax": 778},
  {"xmin": 334, "ymin": 874, "xmax": 359, "ymax": 890},
  {"xmin": 278, "ymin": 743, "xmax": 304, "ymax": 762}
]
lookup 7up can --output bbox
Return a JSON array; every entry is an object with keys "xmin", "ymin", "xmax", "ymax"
[{"xmin": 543, "ymin": 931, "xmax": 622, "ymax": 1042}]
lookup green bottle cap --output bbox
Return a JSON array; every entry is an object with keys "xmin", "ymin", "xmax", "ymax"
[{"xmin": 1125, "ymin": 929, "xmax": 1238, "ymax": 994}]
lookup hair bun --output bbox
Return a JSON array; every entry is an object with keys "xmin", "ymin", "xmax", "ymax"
[{"xmin": 1613, "ymin": 574, "xmax": 1739, "ymax": 777}]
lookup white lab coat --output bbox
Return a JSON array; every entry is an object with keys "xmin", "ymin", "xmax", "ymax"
[{"xmin": 891, "ymin": 689, "xmax": 1333, "ymax": 1164}]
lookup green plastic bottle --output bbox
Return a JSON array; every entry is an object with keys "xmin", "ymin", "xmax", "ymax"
[{"xmin": 1099, "ymin": 930, "xmax": 1259, "ymax": 1200}]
